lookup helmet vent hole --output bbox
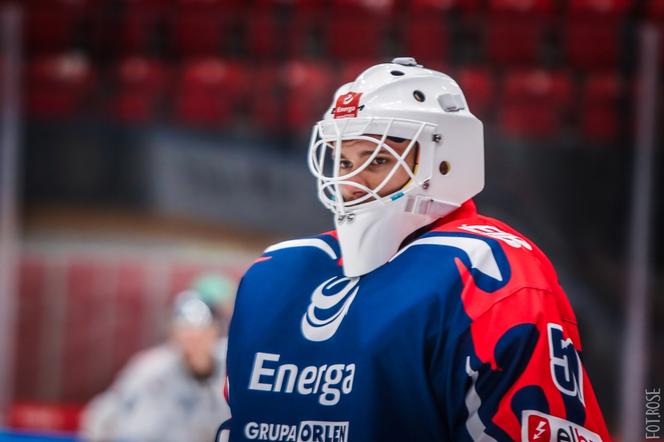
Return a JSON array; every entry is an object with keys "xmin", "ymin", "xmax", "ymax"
[
  {"xmin": 413, "ymin": 90, "xmax": 425, "ymax": 102},
  {"xmin": 439, "ymin": 161, "xmax": 451, "ymax": 175},
  {"xmin": 390, "ymin": 70, "xmax": 405, "ymax": 76}
]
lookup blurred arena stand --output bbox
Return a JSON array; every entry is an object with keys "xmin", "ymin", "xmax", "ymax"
[{"xmin": 0, "ymin": 0, "xmax": 661, "ymax": 439}]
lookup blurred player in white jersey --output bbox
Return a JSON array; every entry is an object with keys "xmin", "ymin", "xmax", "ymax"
[{"xmin": 81, "ymin": 274, "xmax": 235, "ymax": 442}]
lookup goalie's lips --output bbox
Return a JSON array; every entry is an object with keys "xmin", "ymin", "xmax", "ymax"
[{"xmin": 344, "ymin": 190, "xmax": 369, "ymax": 202}]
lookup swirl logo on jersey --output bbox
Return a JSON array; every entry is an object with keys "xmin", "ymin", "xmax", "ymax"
[{"xmin": 301, "ymin": 276, "xmax": 359, "ymax": 342}]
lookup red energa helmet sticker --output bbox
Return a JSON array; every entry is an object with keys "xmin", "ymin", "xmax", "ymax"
[{"xmin": 333, "ymin": 92, "xmax": 363, "ymax": 119}]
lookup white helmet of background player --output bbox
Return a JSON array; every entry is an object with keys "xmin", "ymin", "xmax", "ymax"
[{"xmin": 308, "ymin": 57, "xmax": 484, "ymax": 277}]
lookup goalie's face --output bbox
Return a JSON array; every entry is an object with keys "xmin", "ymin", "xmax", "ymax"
[{"xmin": 338, "ymin": 136, "xmax": 418, "ymax": 202}]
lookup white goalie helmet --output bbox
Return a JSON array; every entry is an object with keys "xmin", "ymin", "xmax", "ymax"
[{"xmin": 308, "ymin": 57, "xmax": 484, "ymax": 277}]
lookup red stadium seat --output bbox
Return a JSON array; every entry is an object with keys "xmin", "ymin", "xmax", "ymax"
[
  {"xmin": 247, "ymin": 9, "xmax": 280, "ymax": 58},
  {"xmin": 408, "ymin": 0, "xmax": 455, "ymax": 13},
  {"xmin": 331, "ymin": 0, "xmax": 397, "ymax": 14},
  {"xmin": 485, "ymin": 0, "xmax": 556, "ymax": 65},
  {"xmin": 248, "ymin": 64, "xmax": 284, "ymax": 133},
  {"xmin": 454, "ymin": 66, "xmax": 495, "ymax": 118},
  {"xmin": 579, "ymin": 71, "xmax": 623, "ymax": 142},
  {"xmin": 503, "ymin": 68, "xmax": 572, "ymax": 105},
  {"xmin": 24, "ymin": 0, "xmax": 90, "ymax": 52},
  {"xmin": 565, "ymin": 24, "xmax": 622, "ymax": 68},
  {"xmin": 286, "ymin": 12, "xmax": 319, "ymax": 58},
  {"xmin": 567, "ymin": 0, "xmax": 632, "ymax": 16},
  {"xmin": 564, "ymin": 0, "xmax": 633, "ymax": 68},
  {"xmin": 647, "ymin": 0, "xmax": 664, "ymax": 19},
  {"xmin": 403, "ymin": 15, "xmax": 450, "ymax": 62},
  {"xmin": 407, "ymin": 0, "xmax": 482, "ymax": 14},
  {"xmin": 109, "ymin": 56, "xmax": 169, "ymax": 123},
  {"xmin": 583, "ymin": 70, "xmax": 622, "ymax": 103},
  {"xmin": 499, "ymin": 69, "xmax": 572, "ymax": 139},
  {"xmin": 26, "ymin": 53, "xmax": 97, "ymax": 119},
  {"xmin": 275, "ymin": 0, "xmax": 324, "ymax": 9},
  {"xmin": 119, "ymin": 0, "xmax": 170, "ymax": 53},
  {"xmin": 326, "ymin": 0, "xmax": 395, "ymax": 60},
  {"xmin": 170, "ymin": 0, "xmax": 228, "ymax": 56},
  {"xmin": 283, "ymin": 60, "xmax": 335, "ymax": 132},
  {"xmin": 581, "ymin": 107, "xmax": 621, "ymax": 143},
  {"xmin": 327, "ymin": 17, "xmax": 383, "ymax": 59},
  {"xmin": 285, "ymin": 0, "xmax": 336, "ymax": 57},
  {"xmin": 501, "ymin": 106, "xmax": 560, "ymax": 139},
  {"xmin": 173, "ymin": 58, "xmax": 247, "ymax": 127}
]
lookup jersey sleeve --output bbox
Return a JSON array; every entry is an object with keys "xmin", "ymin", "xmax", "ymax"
[
  {"xmin": 79, "ymin": 347, "xmax": 172, "ymax": 440},
  {"xmin": 433, "ymin": 287, "xmax": 611, "ymax": 442}
]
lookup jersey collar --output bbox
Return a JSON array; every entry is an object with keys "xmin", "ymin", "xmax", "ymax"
[
  {"xmin": 397, "ymin": 199, "xmax": 477, "ymax": 251},
  {"xmin": 433, "ymin": 199, "xmax": 477, "ymax": 227}
]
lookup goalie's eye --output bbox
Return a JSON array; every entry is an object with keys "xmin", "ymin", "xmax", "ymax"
[
  {"xmin": 339, "ymin": 159, "xmax": 353, "ymax": 170},
  {"xmin": 370, "ymin": 157, "xmax": 390, "ymax": 167}
]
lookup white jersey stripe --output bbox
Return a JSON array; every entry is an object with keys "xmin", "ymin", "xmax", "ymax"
[
  {"xmin": 465, "ymin": 357, "xmax": 498, "ymax": 442},
  {"xmin": 264, "ymin": 239, "xmax": 338, "ymax": 261}
]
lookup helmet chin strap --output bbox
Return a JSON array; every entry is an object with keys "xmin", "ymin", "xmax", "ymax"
[{"xmin": 404, "ymin": 195, "xmax": 456, "ymax": 217}]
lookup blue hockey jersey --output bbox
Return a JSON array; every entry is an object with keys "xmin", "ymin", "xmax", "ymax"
[{"xmin": 222, "ymin": 200, "xmax": 610, "ymax": 442}]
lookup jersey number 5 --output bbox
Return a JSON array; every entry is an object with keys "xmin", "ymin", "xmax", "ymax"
[{"xmin": 547, "ymin": 323, "xmax": 585, "ymax": 406}]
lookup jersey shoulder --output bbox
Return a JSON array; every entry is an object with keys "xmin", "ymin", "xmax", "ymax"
[
  {"xmin": 262, "ymin": 230, "xmax": 339, "ymax": 260},
  {"xmin": 407, "ymin": 210, "xmax": 569, "ymax": 321},
  {"xmin": 432, "ymin": 211, "xmax": 537, "ymax": 254},
  {"xmin": 242, "ymin": 231, "xmax": 341, "ymax": 281},
  {"xmin": 435, "ymin": 210, "xmax": 560, "ymax": 287}
]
